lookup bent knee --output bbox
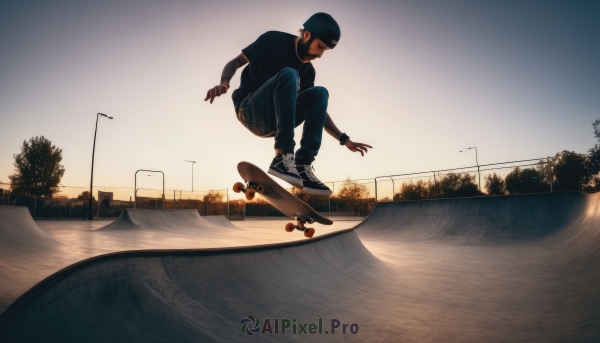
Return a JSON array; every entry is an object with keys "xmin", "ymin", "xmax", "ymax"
[
  {"xmin": 276, "ymin": 67, "xmax": 300, "ymax": 82},
  {"xmin": 311, "ymin": 86, "xmax": 329, "ymax": 99}
]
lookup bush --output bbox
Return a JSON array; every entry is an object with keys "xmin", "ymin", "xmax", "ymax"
[
  {"xmin": 553, "ymin": 151, "xmax": 591, "ymax": 191},
  {"xmin": 337, "ymin": 177, "xmax": 370, "ymax": 214},
  {"xmin": 396, "ymin": 180, "xmax": 429, "ymax": 200},
  {"xmin": 485, "ymin": 173, "xmax": 506, "ymax": 195},
  {"xmin": 435, "ymin": 172, "xmax": 480, "ymax": 198},
  {"xmin": 395, "ymin": 173, "xmax": 479, "ymax": 200},
  {"xmin": 505, "ymin": 167, "xmax": 547, "ymax": 194}
]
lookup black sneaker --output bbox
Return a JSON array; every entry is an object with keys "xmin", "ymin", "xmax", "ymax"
[
  {"xmin": 268, "ymin": 154, "xmax": 303, "ymax": 188},
  {"xmin": 296, "ymin": 164, "xmax": 332, "ymax": 196}
]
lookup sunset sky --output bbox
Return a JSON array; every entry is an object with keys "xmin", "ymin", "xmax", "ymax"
[{"xmin": 1, "ymin": 0, "xmax": 598, "ymax": 200}]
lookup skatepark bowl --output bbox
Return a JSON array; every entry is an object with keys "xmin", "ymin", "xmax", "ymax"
[{"xmin": 1, "ymin": 191, "xmax": 600, "ymax": 342}]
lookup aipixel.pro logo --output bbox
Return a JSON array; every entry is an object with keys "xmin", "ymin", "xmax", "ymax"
[{"xmin": 241, "ymin": 316, "xmax": 261, "ymax": 335}]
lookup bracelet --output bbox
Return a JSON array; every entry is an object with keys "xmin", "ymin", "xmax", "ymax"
[{"xmin": 339, "ymin": 133, "xmax": 349, "ymax": 145}]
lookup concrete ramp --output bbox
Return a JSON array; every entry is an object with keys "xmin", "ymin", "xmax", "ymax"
[
  {"xmin": 3, "ymin": 192, "xmax": 600, "ymax": 341},
  {"xmin": 202, "ymin": 215, "xmax": 240, "ymax": 230},
  {"xmin": 356, "ymin": 191, "xmax": 586, "ymax": 244},
  {"xmin": 98, "ymin": 209, "xmax": 240, "ymax": 232},
  {"xmin": 0, "ymin": 206, "xmax": 60, "ymax": 252},
  {"xmin": 0, "ymin": 230, "xmax": 386, "ymax": 342}
]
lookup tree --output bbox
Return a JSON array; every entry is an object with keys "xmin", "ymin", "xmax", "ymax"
[
  {"xmin": 588, "ymin": 118, "xmax": 600, "ymax": 176},
  {"xmin": 9, "ymin": 136, "xmax": 65, "ymax": 198},
  {"xmin": 584, "ymin": 118, "xmax": 600, "ymax": 191},
  {"xmin": 484, "ymin": 173, "xmax": 506, "ymax": 195},
  {"xmin": 505, "ymin": 167, "xmax": 547, "ymax": 194},
  {"xmin": 337, "ymin": 177, "xmax": 370, "ymax": 215},
  {"xmin": 436, "ymin": 172, "xmax": 479, "ymax": 198},
  {"xmin": 583, "ymin": 176, "xmax": 600, "ymax": 192},
  {"xmin": 289, "ymin": 187, "xmax": 328, "ymax": 209},
  {"xmin": 396, "ymin": 180, "xmax": 429, "ymax": 200},
  {"xmin": 553, "ymin": 150, "xmax": 591, "ymax": 191},
  {"xmin": 77, "ymin": 191, "xmax": 95, "ymax": 200},
  {"xmin": 203, "ymin": 190, "xmax": 224, "ymax": 203}
]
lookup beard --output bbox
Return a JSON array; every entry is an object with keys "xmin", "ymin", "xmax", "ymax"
[{"xmin": 297, "ymin": 36, "xmax": 318, "ymax": 61}]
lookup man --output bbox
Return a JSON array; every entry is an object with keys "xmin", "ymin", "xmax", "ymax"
[{"xmin": 205, "ymin": 12, "xmax": 372, "ymax": 196}]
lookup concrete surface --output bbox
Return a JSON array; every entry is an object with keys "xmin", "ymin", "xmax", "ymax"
[
  {"xmin": 0, "ymin": 209, "xmax": 354, "ymax": 313},
  {"xmin": 1, "ymin": 191, "xmax": 600, "ymax": 342}
]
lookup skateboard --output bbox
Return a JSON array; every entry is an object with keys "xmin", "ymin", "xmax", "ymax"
[{"xmin": 234, "ymin": 161, "xmax": 333, "ymax": 238}]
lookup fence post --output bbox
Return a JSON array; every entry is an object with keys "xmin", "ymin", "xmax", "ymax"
[
  {"xmin": 549, "ymin": 161, "xmax": 553, "ymax": 192},
  {"xmin": 374, "ymin": 178, "xmax": 378, "ymax": 202},
  {"xmin": 433, "ymin": 171, "xmax": 438, "ymax": 198}
]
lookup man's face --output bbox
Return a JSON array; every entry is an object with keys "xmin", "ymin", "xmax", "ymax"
[{"xmin": 297, "ymin": 31, "xmax": 331, "ymax": 63}]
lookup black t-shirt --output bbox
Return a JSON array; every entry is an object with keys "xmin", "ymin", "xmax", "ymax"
[{"xmin": 232, "ymin": 31, "xmax": 316, "ymax": 110}]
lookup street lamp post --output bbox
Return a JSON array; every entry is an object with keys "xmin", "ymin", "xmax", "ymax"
[
  {"xmin": 135, "ymin": 170, "xmax": 165, "ymax": 209},
  {"xmin": 89, "ymin": 113, "xmax": 113, "ymax": 220},
  {"xmin": 460, "ymin": 147, "xmax": 480, "ymax": 193},
  {"xmin": 185, "ymin": 160, "xmax": 196, "ymax": 192},
  {"xmin": 390, "ymin": 177, "xmax": 395, "ymax": 201}
]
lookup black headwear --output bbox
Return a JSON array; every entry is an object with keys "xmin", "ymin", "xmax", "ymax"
[{"xmin": 303, "ymin": 13, "xmax": 341, "ymax": 49}]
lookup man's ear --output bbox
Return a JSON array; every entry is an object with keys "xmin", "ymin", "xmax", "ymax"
[{"xmin": 303, "ymin": 30, "xmax": 311, "ymax": 41}]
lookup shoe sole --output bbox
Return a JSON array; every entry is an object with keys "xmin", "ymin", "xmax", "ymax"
[
  {"xmin": 268, "ymin": 168, "xmax": 304, "ymax": 188},
  {"xmin": 301, "ymin": 187, "xmax": 333, "ymax": 197}
]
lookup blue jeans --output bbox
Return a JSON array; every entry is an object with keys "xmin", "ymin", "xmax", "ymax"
[{"xmin": 236, "ymin": 67, "xmax": 329, "ymax": 165}]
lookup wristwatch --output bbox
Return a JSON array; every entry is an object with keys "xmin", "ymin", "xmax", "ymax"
[{"xmin": 339, "ymin": 133, "xmax": 350, "ymax": 145}]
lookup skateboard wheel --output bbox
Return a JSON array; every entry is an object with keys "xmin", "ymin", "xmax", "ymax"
[
  {"xmin": 304, "ymin": 228, "xmax": 315, "ymax": 238},
  {"xmin": 285, "ymin": 222, "xmax": 295, "ymax": 232},
  {"xmin": 245, "ymin": 189, "xmax": 256, "ymax": 200},
  {"xmin": 233, "ymin": 182, "xmax": 244, "ymax": 193},
  {"xmin": 256, "ymin": 184, "xmax": 265, "ymax": 193}
]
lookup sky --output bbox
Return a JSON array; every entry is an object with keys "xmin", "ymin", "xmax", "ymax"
[{"xmin": 0, "ymin": 0, "xmax": 599, "ymax": 201}]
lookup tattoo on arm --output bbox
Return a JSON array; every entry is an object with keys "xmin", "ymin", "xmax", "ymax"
[{"xmin": 220, "ymin": 53, "xmax": 249, "ymax": 84}]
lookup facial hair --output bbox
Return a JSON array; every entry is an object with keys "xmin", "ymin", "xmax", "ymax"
[{"xmin": 297, "ymin": 36, "xmax": 317, "ymax": 61}]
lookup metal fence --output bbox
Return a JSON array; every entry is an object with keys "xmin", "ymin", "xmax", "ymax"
[
  {"xmin": 375, "ymin": 157, "xmax": 554, "ymax": 200},
  {"xmin": 0, "ymin": 186, "xmax": 241, "ymax": 220},
  {"xmin": 0, "ymin": 156, "xmax": 565, "ymax": 219}
]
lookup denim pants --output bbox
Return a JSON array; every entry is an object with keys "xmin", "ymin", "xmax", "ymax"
[{"xmin": 236, "ymin": 67, "xmax": 329, "ymax": 165}]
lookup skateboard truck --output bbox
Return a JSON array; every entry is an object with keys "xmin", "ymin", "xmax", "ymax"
[
  {"xmin": 285, "ymin": 213, "xmax": 316, "ymax": 238},
  {"xmin": 232, "ymin": 181, "xmax": 264, "ymax": 201}
]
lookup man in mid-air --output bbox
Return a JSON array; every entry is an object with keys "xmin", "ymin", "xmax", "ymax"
[{"xmin": 205, "ymin": 12, "xmax": 372, "ymax": 196}]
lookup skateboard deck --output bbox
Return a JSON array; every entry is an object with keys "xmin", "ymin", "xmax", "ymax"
[{"xmin": 234, "ymin": 161, "xmax": 333, "ymax": 238}]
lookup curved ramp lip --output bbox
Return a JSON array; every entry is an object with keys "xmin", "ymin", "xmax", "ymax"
[
  {"xmin": 355, "ymin": 190, "xmax": 586, "ymax": 231},
  {"xmin": 0, "ymin": 227, "xmax": 355, "ymax": 316},
  {"xmin": 354, "ymin": 191, "xmax": 591, "ymax": 248}
]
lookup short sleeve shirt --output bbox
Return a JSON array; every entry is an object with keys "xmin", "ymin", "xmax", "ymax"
[{"xmin": 232, "ymin": 31, "xmax": 316, "ymax": 110}]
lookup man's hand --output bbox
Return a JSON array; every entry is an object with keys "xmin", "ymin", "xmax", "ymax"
[
  {"xmin": 344, "ymin": 139, "xmax": 373, "ymax": 156},
  {"xmin": 205, "ymin": 82, "xmax": 230, "ymax": 104}
]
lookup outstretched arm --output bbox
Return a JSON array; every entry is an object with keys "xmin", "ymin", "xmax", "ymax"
[
  {"xmin": 205, "ymin": 53, "xmax": 249, "ymax": 104},
  {"xmin": 324, "ymin": 113, "xmax": 373, "ymax": 156}
]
